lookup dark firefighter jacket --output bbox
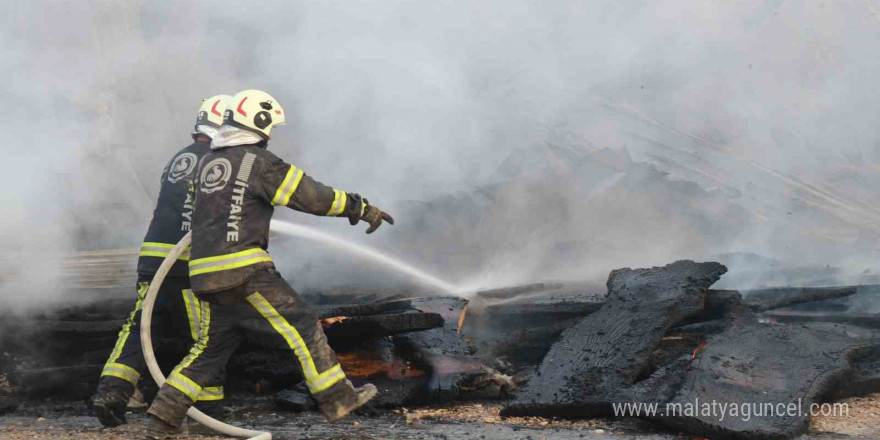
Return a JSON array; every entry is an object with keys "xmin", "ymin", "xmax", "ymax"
[
  {"xmin": 188, "ymin": 143, "xmax": 364, "ymax": 294},
  {"xmin": 137, "ymin": 135, "xmax": 212, "ymax": 276}
]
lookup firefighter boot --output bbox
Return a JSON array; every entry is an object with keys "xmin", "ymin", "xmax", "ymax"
[
  {"xmin": 92, "ymin": 377, "xmax": 133, "ymax": 427},
  {"xmin": 146, "ymin": 415, "xmax": 185, "ymax": 439},
  {"xmin": 318, "ymin": 380, "xmax": 377, "ymax": 423}
]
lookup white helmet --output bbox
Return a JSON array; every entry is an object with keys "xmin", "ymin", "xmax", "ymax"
[
  {"xmin": 222, "ymin": 89, "xmax": 286, "ymax": 139},
  {"xmin": 194, "ymin": 94, "xmax": 233, "ymax": 131}
]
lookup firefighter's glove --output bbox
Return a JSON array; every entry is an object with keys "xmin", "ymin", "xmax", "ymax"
[{"xmin": 361, "ymin": 203, "xmax": 394, "ymax": 234}]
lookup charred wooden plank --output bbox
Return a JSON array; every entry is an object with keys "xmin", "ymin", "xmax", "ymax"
[
  {"xmin": 673, "ymin": 319, "xmax": 728, "ymax": 335},
  {"xmin": 477, "ymin": 318, "xmax": 581, "ymax": 365},
  {"xmin": 393, "ymin": 296, "xmax": 485, "ymax": 402},
  {"xmin": 743, "ymin": 286, "xmax": 858, "ymax": 311},
  {"xmin": 475, "ymin": 283, "xmax": 564, "ymax": 300},
  {"xmin": 761, "ymin": 310, "xmax": 880, "ymax": 329},
  {"xmin": 501, "ymin": 260, "xmax": 727, "ymax": 418},
  {"xmin": 315, "ymin": 298, "xmax": 413, "ymax": 319},
  {"xmin": 10, "ymin": 364, "xmax": 102, "ymax": 398},
  {"xmin": 830, "ymin": 349, "xmax": 880, "ymax": 399},
  {"xmin": 393, "ymin": 329, "xmax": 482, "ymax": 402},
  {"xmin": 660, "ymin": 319, "xmax": 880, "ymax": 439},
  {"xmin": 322, "ymin": 312, "xmax": 444, "ymax": 349},
  {"xmin": 674, "ymin": 290, "xmax": 749, "ymax": 334},
  {"xmin": 410, "ymin": 297, "xmax": 468, "ymax": 327},
  {"xmin": 483, "ymin": 296, "xmax": 605, "ymax": 329}
]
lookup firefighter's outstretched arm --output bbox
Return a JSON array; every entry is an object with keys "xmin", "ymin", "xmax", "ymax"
[{"xmin": 260, "ymin": 157, "xmax": 394, "ymax": 233}]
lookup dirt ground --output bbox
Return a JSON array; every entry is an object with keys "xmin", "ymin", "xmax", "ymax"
[
  {"xmin": 810, "ymin": 394, "xmax": 880, "ymax": 437},
  {"xmin": 0, "ymin": 394, "xmax": 878, "ymax": 440}
]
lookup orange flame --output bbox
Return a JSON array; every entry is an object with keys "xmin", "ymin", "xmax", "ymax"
[{"xmin": 691, "ymin": 342, "xmax": 708, "ymax": 360}]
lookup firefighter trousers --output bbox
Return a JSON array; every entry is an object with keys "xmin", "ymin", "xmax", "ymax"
[
  {"xmin": 96, "ymin": 274, "xmax": 225, "ymax": 402},
  {"xmin": 148, "ymin": 268, "xmax": 354, "ymax": 427}
]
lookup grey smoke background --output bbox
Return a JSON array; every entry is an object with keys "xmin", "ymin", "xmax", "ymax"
[{"xmin": 3, "ymin": 0, "xmax": 880, "ymax": 307}]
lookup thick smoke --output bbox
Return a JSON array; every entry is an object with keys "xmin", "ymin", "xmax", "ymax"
[{"xmin": 3, "ymin": 1, "xmax": 880, "ymax": 308}]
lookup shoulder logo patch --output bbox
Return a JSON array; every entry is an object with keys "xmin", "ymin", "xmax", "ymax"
[
  {"xmin": 200, "ymin": 158, "xmax": 232, "ymax": 194},
  {"xmin": 167, "ymin": 152, "xmax": 198, "ymax": 183}
]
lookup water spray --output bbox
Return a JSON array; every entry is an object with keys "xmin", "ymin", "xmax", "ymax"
[{"xmin": 270, "ymin": 219, "xmax": 462, "ymax": 294}]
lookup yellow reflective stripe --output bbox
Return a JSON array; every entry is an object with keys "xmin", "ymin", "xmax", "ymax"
[
  {"xmin": 167, "ymin": 301, "xmax": 211, "ymax": 401},
  {"xmin": 181, "ymin": 289, "xmax": 201, "ymax": 341},
  {"xmin": 107, "ymin": 282, "xmax": 148, "ymax": 363},
  {"xmin": 173, "ymin": 301, "xmax": 210, "ymax": 372},
  {"xmin": 101, "ymin": 362, "xmax": 140, "ymax": 385},
  {"xmin": 189, "ymin": 248, "xmax": 273, "ymax": 276},
  {"xmin": 197, "ymin": 386, "xmax": 225, "ymax": 402},
  {"xmin": 246, "ymin": 292, "xmax": 346, "ymax": 393},
  {"xmin": 190, "ymin": 248, "xmax": 267, "ymax": 264},
  {"xmin": 142, "ymin": 242, "xmax": 175, "ymax": 249},
  {"xmin": 167, "ymin": 372, "xmax": 202, "ymax": 401},
  {"xmin": 246, "ymin": 292, "xmax": 318, "ymax": 378},
  {"xmin": 271, "ymin": 165, "xmax": 305, "ymax": 206},
  {"xmin": 326, "ymin": 190, "xmax": 347, "ymax": 216},
  {"xmin": 139, "ymin": 242, "xmax": 190, "ymax": 261},
  {"xmin": 271, "ymin": 166, "xmax": 295, "ymax": 205},
  {"xmin": 360, "ymin": 200, "xmax": 367, "ymax": 217},
  {"xmin": 309, "ymin": 364, "xmax": 346, "ymax": 393}
]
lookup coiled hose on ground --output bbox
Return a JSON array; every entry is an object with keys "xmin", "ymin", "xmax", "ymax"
[{"xmin": 140, "ymin": 231, "xmax": 272, "ymax": 440}]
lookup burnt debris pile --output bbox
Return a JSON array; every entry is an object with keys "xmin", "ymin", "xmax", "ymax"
[
  {"xmin": 501, "ymin": 260, "xmax": 880, "ymax": 439},
  {"xmin": 2, "ymin": 257, "xmax": 880, "ymax": 439}
]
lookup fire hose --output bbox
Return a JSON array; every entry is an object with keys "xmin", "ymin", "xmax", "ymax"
[{"xmin": 140, "ymin": 231, "xmax": 272, "ymax": 440}]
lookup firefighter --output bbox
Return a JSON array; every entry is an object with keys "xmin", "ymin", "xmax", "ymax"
[
  {"xmin": 146, "ymin": 89, "xmax": 393, "ymax": 438},
  {"xmin": 92, "ymin": 95, "xmax": 232, "ymax": 427}
]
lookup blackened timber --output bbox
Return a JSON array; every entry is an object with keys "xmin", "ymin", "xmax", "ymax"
[
  {"xmin": 501, "ymin": 260, "xmax": 727, "ymax": 418},
  {"xmin": 675, "ymin": 290, "xmax": 749, "ymax": 334},
  {"xmin": 321, "ymin": 312, "xmax": 444, "ymax": 348},
  {"xmin": 315, "ymin": 298, "xmax": 413, "ymax": 319},
  {"xmin": 661, "ymin": 318, "xmax": 880, "ymax": 439},
  {"xmin": 761, "ymin": 310, "xmax": 880, "ymax": 329},
  {"xmin": 475, "ymin": 283, "xmax": 564, "ymax": 300},
  {"xmin": 394, "ymin": 296, "xmax": 480, "ymax": 402},
  {"xmin": 10, "ymin": 364, "xmax": 102, "ymax": 398},
  {"xmin": 483, "ymin": 296, "xmax": 605, "ymax": 328},
  {"xmin": 479, "ymin": 318, "xmax": 581, "ymax": 365},
  {"xmin": 743, "ymin": 286, "xmax": 858, "ymax": 311},
  {"xmin": 833, "ymin": 350, "xmax": 880, "ymax": 399}
]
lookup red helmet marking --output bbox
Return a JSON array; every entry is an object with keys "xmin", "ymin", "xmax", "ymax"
[
  {"xmin": 237, "ymin": 97, "xmax": 248, "ymax": 117},
  {"xmin": 275, "ymin": 110, "xmax": 282, "ymax": 115},
  {"xmin": 211, "ymin": 99, "xmax": 223, "ymax": 117}
]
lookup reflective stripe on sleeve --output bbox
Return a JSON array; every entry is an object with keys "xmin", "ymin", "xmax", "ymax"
[
  {"xmin": 101, "ymin": 362, "xmax": 140, "ymax": 385},
  {"xmin": 189, "ymin": 248, "xmax": 273, "ymax": 276},
  {"xmin": 139, "ymin": 242, "xmax": 190, "ymax": 261},
  {"xmin": 271, "ymin": 165, "xmax": 305, "ymax": 206},
  {"xmin": 326, "ymin": 190, "xmax": 347, "ymax": 216},
  {"xmin": 246, "ymin": 292, "xmax": 346, "ymax": 394}
]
